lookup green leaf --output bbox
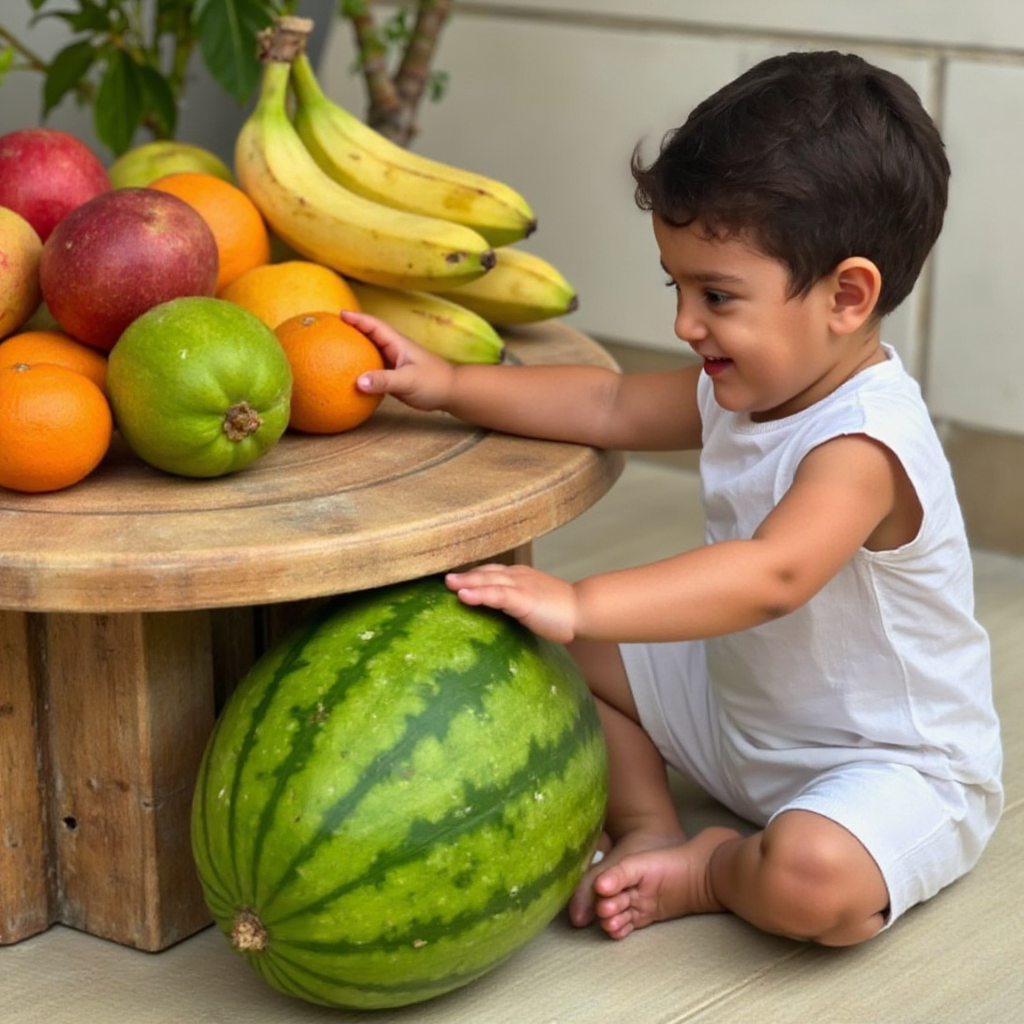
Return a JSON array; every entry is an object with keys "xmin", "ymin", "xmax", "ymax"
[
  {"xmin": 0, "ymin": 46, "xmax": 13, "ymax": 87},
  {"xmin": 193, "ymin": 0, "xmax": 282, "ymax": 102},
  {"xmin": 94, "ymin": 49, "xmax": 145, "ymax": 155},
  {"xmin": 36, "ymin": 1, "xmax": 112, "ymax": 35},
  {"xmin": 43, "ymin": 40, "xmax": 96, "ymax": 117},
  {"xmin": 427, "ymin": 69, "xmax": 449, "ymax": 104},
  {"xmin": 382, "ymin": 8, "xmax": 412, "ymax": 45},
  {"xmin": 138, "ymin": 64, "xmax": 179, "ymax": 139},
  {"xmin": 155, "ymin": 0, "xmax": 189, "ymax": 36}
]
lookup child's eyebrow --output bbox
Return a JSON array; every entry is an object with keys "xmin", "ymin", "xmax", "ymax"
[{"xmin": 660, "ymin": 260, "xmax": 745, "ymax": 286}]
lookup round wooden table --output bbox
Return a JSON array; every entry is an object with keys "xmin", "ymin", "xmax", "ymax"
[{"xmin": 0, "ymin": 321, "xmax": 624, "ymax": 951}]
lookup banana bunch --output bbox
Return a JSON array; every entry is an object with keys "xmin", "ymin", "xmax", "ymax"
[
  {"xmin": 290, "ymin": 51, "xmax": 536, "ymax": 248},
  {"xmin": 434, "ymin": 246, "xmax": 579, "ymax": 326},
  {"xmin": 349, "ymin": 280, "xmax": 505, "ymax": 365},
  {"xmin": 235, "ymin": 17, "xmax": 580, "ymax": 360},
  {"xmin": 235, "ymin": 26, "xmax": 496, "ymax": 292}
]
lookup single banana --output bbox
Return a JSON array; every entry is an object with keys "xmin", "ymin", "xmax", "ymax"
[
  {"xmin": 235, "ymin": 32, "xmax": 495, "ymax": 292},
  {"xmin": 290, "ymin": 50, "xmax": 537, "ymax": 248},
  {"xmin": 350, "ymin": 280, "xmax": 505, "ymax": 365},
  {"xmin": 435, "ymin": 246, "xmax": 580, "ymax": 325}
]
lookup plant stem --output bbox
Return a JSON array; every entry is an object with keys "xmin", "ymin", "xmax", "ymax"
[
  {"xmin": 0, "ymin": 23, "xmax": 95, "ymax": 104},
  {"xmin": 392, "ymin": 0, "xmax": 452, "ymax": 139},
  {"xmin": 346, "ymin": 2, "xmax": 401, "ymax": 129},
  {"xmin": 346, "ymin": 0, "xmax": 453, "ymax": 147},
  {"xmin": 0, "ymin": 25, "xmax": 52, "ymax": 72}
]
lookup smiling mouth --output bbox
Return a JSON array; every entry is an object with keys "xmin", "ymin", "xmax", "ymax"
[{"xmin": 703, "ymin": 356, "xmax": 733, "ymax": 376}]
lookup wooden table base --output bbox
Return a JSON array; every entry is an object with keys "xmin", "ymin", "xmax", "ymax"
[
  {"xmin": 0, "ymin": 324, "xmax": 622, "ymax": 951},
  {"xmin": 0, "ymin": 558, "xmax": 530, "ymax": 951},
  {"xmin": 2, "ymin": 608, "xmax": 219, "ymax": 949}
]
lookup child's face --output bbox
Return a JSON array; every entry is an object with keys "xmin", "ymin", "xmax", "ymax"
[{"xmin": 654, "ymin": 218, "xmax": 879, "ymax": 421}]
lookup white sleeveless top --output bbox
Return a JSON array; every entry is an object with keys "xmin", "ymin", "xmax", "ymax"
[{"xmin": 698, "ymin": 345, "xmax": 1002, "ymax": 791}]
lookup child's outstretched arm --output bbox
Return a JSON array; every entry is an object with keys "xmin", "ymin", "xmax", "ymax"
[{"xmin": 343, "ymin": 310, "xmax": 703, "ymax": 451}]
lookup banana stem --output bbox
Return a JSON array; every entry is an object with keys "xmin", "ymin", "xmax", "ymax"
[{"xmin": 259, "ymin": 16, "xmax": 313, "ymax": 65}]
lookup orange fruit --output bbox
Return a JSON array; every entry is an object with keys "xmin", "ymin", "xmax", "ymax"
[
  {"xmin": 274, "ymin": 311, "xmax": 384, "ymax": 434},
  {"xmin": 0, "ymin": 362, "xmax": 113, "ymax": 492},
  {"xmin": 219, "ymin": 260, "xmax": 360, "ymax": 329},
  {"xmin": 0, "ymin": 329, "xmax": 108, "ymax": 394},
  {"xmin": 149, "ymin": 171, "xmax": 271, "ymax": 292}
]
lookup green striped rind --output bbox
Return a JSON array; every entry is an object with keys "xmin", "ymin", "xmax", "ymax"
[{"xmin": 191, "ymin": 576, "xmax": 607, "ymax": 1010}]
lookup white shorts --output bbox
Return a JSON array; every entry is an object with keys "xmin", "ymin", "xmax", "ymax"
[{"xmin": 620, "ymin": 639, "xmax": 1003, "ymax": 926}]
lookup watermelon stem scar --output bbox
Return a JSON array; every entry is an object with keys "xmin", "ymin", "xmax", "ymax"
[
  {"xmin": 223, "ymin": 400, "xmax": 263, "ymax": 441},
  {"xmin": 232, "ymin": 909, "xmax": 269, "ymax": 952}
]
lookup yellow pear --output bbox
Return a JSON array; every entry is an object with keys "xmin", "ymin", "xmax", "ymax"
[{"xmin": 0, "ymin": 206, "xmax": 43, "ymax": 339}]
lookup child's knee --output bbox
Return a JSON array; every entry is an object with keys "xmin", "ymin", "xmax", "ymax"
[{"xmin": 756, "ymin": 810, "xmax": 888, "ymax": 944}]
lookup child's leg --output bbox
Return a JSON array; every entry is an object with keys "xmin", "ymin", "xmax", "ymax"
[
  {"xmin": 568, "ymin": 639, "xmax": 888, "ymax": 945},
  {"xmin": 593, "ymin": 809, "xmax": 889, "ymax": 946},
  {"xmin": 710, "ymin": 810, "xmax": 889, "ymax": 943},
  {"xmin": 565, "ymin": 638, "xmax": 742, "ymax": 927}
]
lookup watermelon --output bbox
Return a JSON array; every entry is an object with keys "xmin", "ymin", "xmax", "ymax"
[{"xmin": 191, "ymin": 575, "xmax": 608, "ymax": 1010}]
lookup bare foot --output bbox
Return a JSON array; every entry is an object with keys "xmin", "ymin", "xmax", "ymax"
[
  {"xmin": 589, "ymin": 826, "xmax": 742, "ymax": 939},
  {"xmin": 568, "ymin": 827, "xmax": 685, "ymax": 929}
]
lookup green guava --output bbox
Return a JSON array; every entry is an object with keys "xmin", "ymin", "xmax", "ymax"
[{"xmin": 107, "ymin": 296, "xmax": 292, "ymax": 478}]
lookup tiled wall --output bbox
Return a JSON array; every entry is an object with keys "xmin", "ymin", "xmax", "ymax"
[{"xmin": 321, "ymin": 3, "xmax": 1024, "ymax": 552}]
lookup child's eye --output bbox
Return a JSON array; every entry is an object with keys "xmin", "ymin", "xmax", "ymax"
[
  {"xmin": 704, "ymin": 290, "xmax": 731, "ymax": 306},
  {"xmin": 663, "ymin": 277, "xmax": 679, "ymax": 290}
]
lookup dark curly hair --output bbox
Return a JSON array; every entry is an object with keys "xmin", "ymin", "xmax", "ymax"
[{"xmin": 632, "ymin": 51, "xmax": 950, "ymax": 317}]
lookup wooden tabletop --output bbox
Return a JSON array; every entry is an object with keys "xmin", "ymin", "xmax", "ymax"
[{"xmin": 0, "ymin": 321, "xmax": 625, "ymax": 614}]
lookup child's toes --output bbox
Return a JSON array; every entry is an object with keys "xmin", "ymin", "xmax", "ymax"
[
  {"xmin": 567, "ymin": 873, "xmax": 599, "ymax": 927},
  {"xmin": 594, "ymin": 859, "xmax": 639, "ymax": 898},
  {"xmin": 598, "ymin": 905, "xmax": 637, "ymax": 940},
  {"xmin": 594, "ymin": 889, "xmax": 633, "ymax": 923}
]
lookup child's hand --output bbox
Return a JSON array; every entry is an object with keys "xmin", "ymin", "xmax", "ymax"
[
  {"xmin": 342, "ymin": 309, "xmax": 456, "ymax": 411},
  {"xmin": 445, "ymin": 564, "xmax": 578, "ymax": 643}
]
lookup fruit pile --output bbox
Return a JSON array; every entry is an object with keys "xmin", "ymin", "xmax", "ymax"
[{"xmin": 0, "ymin": 15, "xmax": 578, "ymax": 494}]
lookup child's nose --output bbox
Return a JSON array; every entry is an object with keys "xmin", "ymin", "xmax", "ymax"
[{"xmin": 674, "ymin": 306, "xmax": 708, "ymax": 344}]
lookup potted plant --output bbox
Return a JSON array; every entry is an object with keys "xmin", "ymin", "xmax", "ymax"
[{"xmin": 0, "ymin": 0, "xmax": 453, "ymax": 156}]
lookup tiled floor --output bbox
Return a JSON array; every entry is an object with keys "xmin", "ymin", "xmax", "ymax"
[{"xmin": 4, "ymin": 457, "xmax": 1023, "ymax": 1023}]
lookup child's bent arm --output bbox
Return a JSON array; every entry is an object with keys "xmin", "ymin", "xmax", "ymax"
[
  {"xmin": 577, "ymin": 433, "xmax": 908, "ymax": 640},
  {"xmin": 449, "ymin": 433, "xmax": 909, "ymax": 643}
]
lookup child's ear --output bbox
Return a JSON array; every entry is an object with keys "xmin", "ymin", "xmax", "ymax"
[{"xmin": 829, "ymin": 257, "xmax": 882, "ymax": 333}]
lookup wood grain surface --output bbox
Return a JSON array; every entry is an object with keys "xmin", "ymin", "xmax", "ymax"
[{"xmin": 0, "ymin": 322, "xmax": 624, "ymax": 612}]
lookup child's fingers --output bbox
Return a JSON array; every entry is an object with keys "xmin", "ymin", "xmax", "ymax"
[
  {"xmin": 356, "ymin": 368, "xmax": 389, "ymax": 394},
  {"xmin": 341, "ymin": 309, "xmax": 411, "ymax": 356},
  {"xmin": 451, "ymin": 583, "xmax": 525, "ymax": 617},
  {"xmin": 340, "ymin": 308, "xmax": 388, "ymax": 334},
  {"xmin": 445, "ymin": 566, "xmax": 517, "ymax": 592},
  {"xmin": 446, "ymin": 568, "xmax": 533, "ymax": 617}
]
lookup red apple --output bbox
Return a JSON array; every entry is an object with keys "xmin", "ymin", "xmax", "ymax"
[
  {"xmin": 0, "ymin": 128, "xmax": 111, "ymax": 241},
  {"xmin": 40, "ymin": 188, "xmax": 219, "ymax": 351}
]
